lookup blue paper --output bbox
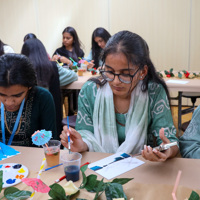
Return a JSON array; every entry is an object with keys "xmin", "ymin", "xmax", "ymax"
[{"xmin": 0, "ymin": 142, "xmax": 20, "ymax": 161}]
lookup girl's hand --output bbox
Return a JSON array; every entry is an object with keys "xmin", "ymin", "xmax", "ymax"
[
  {"xmin": 52, "ymin": 55, "xmax": 60, "ymax": 61},
  {"xmin": 60, "ymin": 56, "xmax": 71, "ymax": 65},
  {"xmin": 141, "ymin": 128, "xmax": 179, "ymax": 162},
  {"xmin": 60, "ymin": 126, "xmax": 88, "ymax": 152},
  {"xmin": 87, "ymin": 60, "xmax": 95, "ymax": 69}
]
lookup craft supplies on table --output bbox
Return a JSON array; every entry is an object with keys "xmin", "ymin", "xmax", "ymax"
[
  {"xmin": 88, "ymin": 152, "xmax": 145, "ymax": 180},
  {"xmin": 0, "ymin": 163, "xmax": 29, "ymax": 188}
]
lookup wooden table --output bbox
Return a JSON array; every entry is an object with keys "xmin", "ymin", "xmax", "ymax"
[
  {"xmin": 164, "ymin": 78, "xmax": 200, "ymax": 92},
  {"xmin": 62, "ymin": 72, "xmax": 200, "ymax": 92},
  {"xmin": 1, "ymin": 146, "xmax": 200, "ymax": 199},
  {"xmin": 61, "ymin": 71, "xmax": 99, "ymax": 90}
]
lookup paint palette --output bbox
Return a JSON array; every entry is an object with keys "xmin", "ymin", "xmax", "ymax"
[{"xmin": 0, "ymin": 163, "xmax": 29, "ymax": 188}]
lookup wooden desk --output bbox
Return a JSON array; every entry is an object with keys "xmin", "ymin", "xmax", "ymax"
[
  {"xmin": 1, "ymin": 146, "xmax": 200, "ymax": 199},
  {"xmin": 61, "ymin": 71, "xmax": 99, "ymax": 90},
  {"xmin": 63, "ymin": 72, "xmax": 200, "ymax": 93},
  {"xmin": 164, "ymin": 78, "xmax": 200, "ymax": 92}
]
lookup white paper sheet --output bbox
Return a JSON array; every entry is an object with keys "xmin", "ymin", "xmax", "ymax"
[
  {"xmin": 88, "ymin": 152, "xmax": 145, "ymax": 180},
  {"xmin": 166, "ymin": 80, "xmax": 189, "ymax": 84}
]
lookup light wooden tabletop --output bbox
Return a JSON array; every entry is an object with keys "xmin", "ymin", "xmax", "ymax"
[
  {"xmin": 62, "ymin": 71, "xmax": 200, "ymax": 92},
  {"xmin": 1, "ymin": 146, "xmax": 200, "ymax": 199}
]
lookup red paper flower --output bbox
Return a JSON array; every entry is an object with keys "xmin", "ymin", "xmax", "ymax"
[
  {"xmin": 91, "ymin": 71, "xmax": 97, "ymax": 75},
  {"xmin": 183, "ymin": 70, "xmax": 190, "ymax": 78}
]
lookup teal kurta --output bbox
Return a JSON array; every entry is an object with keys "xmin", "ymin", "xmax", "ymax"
[
  {"xmin": 75, "ymin": 81, "xmax": 178, "ymax": 151},
  {"xmin": 0, "ymin": 86, "xmax": 57, "ymax": 146},
  {"xmin": 179, "ymin": 105, "xmax": 200, "ymax": 158}
]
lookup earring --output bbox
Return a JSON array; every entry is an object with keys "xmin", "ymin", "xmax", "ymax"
[{"xmin": 140, "ymin": 76, "xmax": 143, "ymax": 79}]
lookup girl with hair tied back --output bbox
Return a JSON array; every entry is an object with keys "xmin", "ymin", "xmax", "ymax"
[
  {"xmin": 0, "ymin": 54, "xmax": 57, "ymax": 146},
  {"xmin": 60, "ymin": 31, "xmax": 179, "ymax": 162}
]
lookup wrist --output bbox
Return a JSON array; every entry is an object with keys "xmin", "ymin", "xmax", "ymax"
[
  {"xmin": 81, "ymin": 142, "xmax": 89, "ymax": 152},
  {"xmin": 68, "ymin": 61, "xmax": 72, "ymax": 66}
]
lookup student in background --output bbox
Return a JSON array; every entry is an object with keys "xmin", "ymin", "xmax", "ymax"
[
  {"xmin": 23, "ymin": 33, "xmax": 52, "ymax": 60},
  {"xmin": 86, "ymin": 27, "xmax": 111, "ymax": 69},
  {"xmin": 60, "ymin": 31, "xmax": 179, "ymax": 162},
  {"xmin": 52, "ymin": 26, "xmax": 84, "ymax": 67},
  {"xmin": 23, "ymin": 33, "xmax": 37, "ymax": 42},
  {"xmin": 0, "ymin": 54, "xmax": 57, "ymax": 146},
  {"xmin": 0, "ymin": 39, "xmax": 14, "ymax": 56},
  {"xmin": 21, "ymin": 38, "xmax": 62, "ymax": 135}
]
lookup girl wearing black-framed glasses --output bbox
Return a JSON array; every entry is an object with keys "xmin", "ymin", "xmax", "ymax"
[{"xmin": 60, "ymin": 31, "xmax": 179, "ymax": 162}]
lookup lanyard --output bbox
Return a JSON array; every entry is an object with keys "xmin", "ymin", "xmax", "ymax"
[{"xmin": 1, "ymin": 98, "xmax": 25, "ymax": 145}]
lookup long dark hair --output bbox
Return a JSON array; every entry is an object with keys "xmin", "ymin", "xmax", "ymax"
[
  {"xmin": 23, "ymin": 33, "xmax": 37, "ymax": 42},
  {"xmin": 99, "ymin": 31, "xmax": 170, "ymax": 100},
  {"xmin": 92, "ymin": 27, "xmax": 111, "ymax": 67},
  {"xmin": 0, "ymin": 53, "xmax": 37, "ymax": 87},
  {"xmin": 62, "ymin": 26, "xmax": 83, "ymax": 61},
  {"xmin": 21, "ymin": 38, "xmax": 53, "ymax": 88},
  {"xmin": 0, "ymin": 40, "xmax": 5, "ymax": 56}
]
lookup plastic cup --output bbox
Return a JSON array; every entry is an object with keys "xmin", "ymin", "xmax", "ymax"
[
  {"xmin": 77, "ymin": 69, "xmax": 84, "ymax": 76},
  {"xmin": 81, "ymin": 63, "xmax": 87, "ymax": 71},
  {"xmin": 61, "ymin": 152, "xmax": 82, "ymax": 182},
  {"xmin": 42, "ymin": 140, "xmax": 61, "ymax": 167}
]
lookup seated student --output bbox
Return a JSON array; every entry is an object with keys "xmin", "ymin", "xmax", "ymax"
[
  {"xmin": 0, "ymin": 39, "xmax": 14, "ymax": 56},
  {"xmin": 0, "ymin": 54, "xmax": 57, "ymax": 146},
  {"xmin": 52, "ymin": 26, "xmax": 84, "ymax": 67},
  {"xmin": 60, "ymin": 31, "xmax": 179, "ymax": 162},
  {"xmin": 22, "ymin": 38, "xmax": 67, "ymax": 135},
  {"xmin": 179, "ymin": 105, "xmax": 200, "ymax": 158},
  {"xmin": 86, "ymin": 27, "xmax": 111, "ymax": 69}
]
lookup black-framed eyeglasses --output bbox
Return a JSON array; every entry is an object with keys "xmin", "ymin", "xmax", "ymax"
[{"xmin": 100, "ymin": 68, "xmax": 140, "ymax": 84}]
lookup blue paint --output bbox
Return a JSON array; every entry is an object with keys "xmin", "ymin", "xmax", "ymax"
[
  {"xmin": 90, "ymin": 166, "xmax": 102, "ymax": 171},
  {"xmin": 6, "ymin": 179, "xmax": 16, "ymax": 184},
  {"xmin": 13, "ymin": 164, "xmax": 22, "ymax": 169},
  {"xmin": 65, "ymin": 165, "xmax": 79, "ymax": 182},
  {"xmin": 0, "ymin": 165, "xmax": 3, "ymax": 168},
  {"xmin": 121, "ymin": 153, "xmax": 130, "ymax": 158}
]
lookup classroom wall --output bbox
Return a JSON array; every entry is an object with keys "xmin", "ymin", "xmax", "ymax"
[{"xmin": 0, "ymin": 0, "xmax": 199, "ymax": 72}]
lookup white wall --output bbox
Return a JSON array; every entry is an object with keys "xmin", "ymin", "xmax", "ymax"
[{"xmin": 0, "ymin": 0, "xmax": 199, "ymax": 71}]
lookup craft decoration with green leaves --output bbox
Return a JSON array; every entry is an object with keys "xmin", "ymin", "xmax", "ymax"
[
  {"xmin": 88, "ymin": 68, "xmax": 97, "ymax": 75},
  {"xmin": 164, "ymin": 68, "xmax": 175, "ymax": 77}
]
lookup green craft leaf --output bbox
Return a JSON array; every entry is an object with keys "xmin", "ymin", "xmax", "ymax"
[
  {"xmin": 182, "ymin": 70, "xmax": 187, "ymax": 74},
  {"xmin": 164, "ymin": 70, "xmax": 169, "ymax": 75},
  {"xmin": 94, "ymin": 178, "xmax": 105, "ymax": 200},
  {"xmin": 170, "ymin": 68, "xmax": 173, "ymax": 73},
  {"xmin": 4, "ymin": 187, "xmax": 31, "ymax": 200},
  {"xmin": 178, "ymin": 72, "xmax": 182, "ymax": 78},
  {"xmin": 0, "ymin": 170, "xmax": 3, "ymax": 193},
  {"xmin": 188, "ymin": 191, "xmax": 200, "ymax": 200},
  {"xmin": 83, "ymin": 174, "xmax": 98, "ymax": 192},
  {"xmin": 49, "ymin": 183, "xmax": 68, "ymax": 200},
  {"xmin": 111, "ymin": 178, "xmax": 133, "ymax": 185},
  {"xmin": 4, "ymin": 187, "xmax": 20, "ymax": 196},
  {"xmin": 79, "ymin": 164, "xmax": 89, "ymax": 189},
  {"xmin": 84, "ymin": 175, "xmax": 106, "ymax": 193},
  {"xmin": 105, "ymin": 183, "xmax": 127, "ymax": 200}
]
